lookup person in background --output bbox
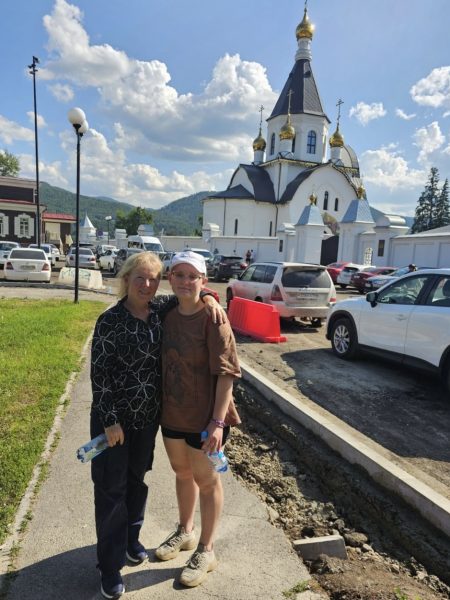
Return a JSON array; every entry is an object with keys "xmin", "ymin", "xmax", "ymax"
[
  {"xmin": 408, "ymin": 263, "xmax": 417, "ymax": 272},
  {"xmin": 245, "ymin": 249, "xmax": 251, "ymax": 263},
  {"xmin": 90, "ymin": 251, "xmax": 223, "ymax": 600},
  {"xmin": 155, "ymin": 251, "xmax": 241, "ymax": 588},
  {"xmin": 250, "ymin": 249, "xmax": 255, "ymax": 263}
]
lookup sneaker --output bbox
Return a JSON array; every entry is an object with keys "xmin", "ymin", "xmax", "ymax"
[
  {"xmin": 100, "ymin": 571, "xmax": 125, "ymax": 599},
  {"xmin": 179, "ymin": 544, "xmax": 218, "ymax": 588},
  {"xmin": 126, "ymin": 540, "xmax": 148, "ymax": 564},
  {"xmin": 155, "ymin": 524, "xmax": 196, "ymax": 561}
]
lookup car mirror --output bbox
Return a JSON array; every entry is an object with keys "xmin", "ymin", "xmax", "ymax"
[{"xmin": 366, "ymin": 291, "xmax": 378, "ymax": 306}]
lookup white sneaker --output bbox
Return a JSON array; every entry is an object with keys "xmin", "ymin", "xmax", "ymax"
[
  {"xmin": 179, "ymin": 544, "xmax": 218, "ymax": 588},
  {"xmin": 155, "ymin": 524, "xmax": 196, "ymax": 561}
]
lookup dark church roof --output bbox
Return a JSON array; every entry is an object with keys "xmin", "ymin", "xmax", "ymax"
[
  {"xmin": 234, "ymin": 165, "xmax": 276, "ymax": 203},
  {"xmin": 279, "ymin": 166, "xmax": 318, "ymax": 203},
  {"xmin": 208, "ymin": 184, "xmax": 254, "ymax": 200},
  {"xmin": 269, "ymin": 59, "xmax": 330, "ymax": 122}
]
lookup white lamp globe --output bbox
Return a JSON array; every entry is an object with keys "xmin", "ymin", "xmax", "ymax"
[
  {"xmin": 79, "ymin": 120, "xmax": 89, "ymax": 134},
  {"xmin": 67, "ymin": 107, "xmax": 86, "ymax": 126}
]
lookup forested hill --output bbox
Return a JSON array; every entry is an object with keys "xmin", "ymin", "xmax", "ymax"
[{"xmin": 39, "ymin": 181, "xmax": 212, "ymax": 235}]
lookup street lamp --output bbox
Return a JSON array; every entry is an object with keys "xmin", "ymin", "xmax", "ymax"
[
  {"xmin": 105, "ymin": 216, "xmax": 112, "ymax": 244},
  {"xmin": 67, "ymin": 107, "xmax": 89, "ymax": 303},
  {"xmin": 28, "ymin": 56, "xmax": 41, "ymax": 247}
]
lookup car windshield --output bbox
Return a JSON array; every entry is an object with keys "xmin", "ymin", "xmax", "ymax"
[
  {"xmin": 0, "ymin": 243, "xmax": 17, "ymax": 250},
  {"xmin": 10, "ymin": 249, "xmax": 46, "ymax": 259},
  {"xmin": 220, "ymin": 256, "xmax": 242, "ymax": 262},
  {"xmin": 144, "ymin": 243, "xmax": 164, "ymax": 252},
  {"xmin": 281, "ymin": 267, "xmax": 330, "ymax": 288}
]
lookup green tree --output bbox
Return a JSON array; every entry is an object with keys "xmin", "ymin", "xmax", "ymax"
[
  {"xmin": 114, "ymin": 206, "xmax": 153, "ymax": 235},
  {"xmin": 0, "ymin": 150, "xmax": 20, "ymax": 176},
  {"xmin": 412, "ymin": 167, "xmax": 440, "ymax": 233},
  {"xmin": 435, "ymin": 177, "xmax": 450, "ymax": 228}
]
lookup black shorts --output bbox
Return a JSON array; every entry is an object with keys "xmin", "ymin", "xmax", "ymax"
[{"xmin": 161, "ymin": 426, "xmax": 230, "ymax": 450}]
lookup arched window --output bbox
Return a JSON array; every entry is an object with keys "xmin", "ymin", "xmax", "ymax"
[
  {"xmin": 234, "ymin": 219, "xmax": 238, "ymax": 235},
  {"xmin": 307, "ymin": 130, "xmax": 316, "ymax": 154},
  {"xmin": 323, "ymin": 191, "xmax": 329, "ymax": 211},
  {"xmin": 334, "ymin": 197, "xmax": 339, "ymax": 211},
  {"xmin": 292, "ymin": 135, "xmax": 296, "ymax": 153},
  {"xmin": 270, "ymin": 133, "xmax": 275, "ymax": 155}
]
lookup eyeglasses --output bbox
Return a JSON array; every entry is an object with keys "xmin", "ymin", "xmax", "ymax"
[
  {"xmin": 171, "ymin": 272, "xmax": 203, "ymax": 282},
  {"xmin": 134, "ymin": 276, "xmax": 159, "ymax": 285}
]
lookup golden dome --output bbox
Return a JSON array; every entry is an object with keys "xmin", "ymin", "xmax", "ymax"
[
  {"xmin": 279, "ymin": 116, "xmax": 295, "ymax": 141},
  {"xmin": 329, "ymin": 125, "xmax": 344, "ymax": 148},
  {"xmin": 309, "ymin": 193, "xmax": 317, "ymax": 205},
  {"xmin": 296, "ymin": 8, "xmax": 315, "ymax": 40},
  {"xmin": 253, "ymin": 128, "xmax": 266, "ymax": 151},
  {"xmin": 357, "ymin": 184, "xmax": 366, "ymax": 199}
]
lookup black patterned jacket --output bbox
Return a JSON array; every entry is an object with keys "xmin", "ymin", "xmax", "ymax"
[{"xmin": 90, "ymin": 294, "xmax": 176, "ymax": 429}]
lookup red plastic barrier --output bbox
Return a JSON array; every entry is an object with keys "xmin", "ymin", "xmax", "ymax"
[{"xmin": 228, "ymin": 297, "xmax": 287, "ymax": 343}]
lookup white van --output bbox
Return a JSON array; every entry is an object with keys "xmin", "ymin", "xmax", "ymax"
[{"xmin": 126, "ymin": 235, "xmax": 164, "ymax": 256}]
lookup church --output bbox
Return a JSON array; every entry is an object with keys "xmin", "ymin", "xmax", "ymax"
[{"xmin": 202, "ymin": 7, "xmax": 450, "ymax": 269}]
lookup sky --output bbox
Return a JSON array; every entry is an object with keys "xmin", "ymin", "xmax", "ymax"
[{"xmin": 1, "ymin": 0, "xmax": 450, "ymax": 215}]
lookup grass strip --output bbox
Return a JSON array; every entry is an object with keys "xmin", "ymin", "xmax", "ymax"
[{"xmin": 0, "ymin": 298, "xmax": 105, "ymax": 545}]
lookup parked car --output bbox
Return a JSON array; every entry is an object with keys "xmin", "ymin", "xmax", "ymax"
[
  {"xmin": 189, "ymin": 248, "xmax": 213, "ymax": 264},
  {"xmin": 162, "ymin": 251, "xmax": 176, "ymax": 277},
  {"xmin": 207, "ymin": 254, "xmax": 246, "ymax": 282},
  {"xmin": 336, "ymin": 263, "xmax": 371, "ymax": 289},
  {"xmin": 98, "ymin": 249, "xmax": 118, "ymax": 272},
  {"xmin": 0, "ymin": 241, "xmax": 20, "ymax": 270},
  {"xmin": 364, "ymin": 265, "xmax": 419, "ymax": 291},
  {"xmin": 351, "ymin": 266, "xmax": 397, "ymax": 294},
  {"xmin": 95, "ymin": 244, "xmax": 117, "ymax": 259},
  {"xmin": 326, "ymin": 269, "xmax": 450, "ymax": 393},
  {"xmin": 226, "ymin": 261, "xmax": 336, "ymax": 327},
  {"xmin": 29, "ymin": 243, "xmax": 57, "ymax": 267},
  {"xmin": 4, "ymin": 248, "xmax": 51, "ymax": 282},
  {"xmin": 326, "ymin": 261, "xmax": 350, "ymax": 283},
  {"xmin": 65, "ymin": 247, "xmax": 97, "ymax": 269},
  {"xmin": 113, "ymin": 248, "xmax": 143, "ymax": 275},
  {"xmin": 49, "ymin": 244, "xmax": 61, "ymax": 262}
]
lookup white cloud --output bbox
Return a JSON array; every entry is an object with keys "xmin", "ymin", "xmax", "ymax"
[
  {"xmin": 349, "ymin": 102, "xmax": 386, "ymax": 126},
  {"xmin": 413, "ymin": 121, "xmax": 445, "ymax": 165},
  {"xmin": 360, "ymin": 146, "xmax": 425, "ymax": 191},
  {"xmin": 395, "ymin": 108, "xmax": 416, "ymax": 121},
  {"xmin": 410, "ymin": 66, "xmax": 450, "ymax": 109},
  {"xmin": 18, "ymin": 153, "xmax": 69, "ymax": 188},
  {"xmin": 40, "ymin": 0, "xmax": 277, "ymax": 163},
  {"xmin": 49, "ymin": 83, "xmax": 74, "ymax": 102},
  {"xmin": 0, "ymin": 115, "xmax": 34, "ymax": 145},
  {"xmin": 27, "ymin": 111, "xmax": 47, "ymax": 128}
]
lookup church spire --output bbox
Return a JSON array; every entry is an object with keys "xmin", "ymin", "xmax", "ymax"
[
  {"xmin": 253, "ymin": 105, "xmax": 266, "ymax": 165},
  {"xmin": 295, "ymin": 1, "xmax": 315, "ymax": 61}
]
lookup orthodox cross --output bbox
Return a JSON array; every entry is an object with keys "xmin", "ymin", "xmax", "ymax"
[
  {"xmin": 336, "ymin": 98, "xmax": 344, "ymax": 127},
  {"xmin": 258, "ymin": 104, "xmax": 264, "ymax": 129},
  {"xmin": 287, "ymin": 89, "xmax": 294, "ymax": 115}
]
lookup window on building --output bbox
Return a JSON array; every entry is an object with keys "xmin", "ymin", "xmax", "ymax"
[
  {"xmin": 307, "ymin": 130, "xmax": 316, "ymax": 154},
  {"xmin": 377, "ymin": 240, "xmax": 385, "ymax": 257},
  {"xmin": 0, "ymin": 215, "xmax": 4, "ymax": 237},
  {"xmin": 20, "ymin": 216, "xmax": 30, "ymax": 237},
  {"xmin": 334, "ymin": 197, "xmax": 339, "ymax": 211},
  {"xmin": 269, "ymin": 221, "xmax": 273, "ymax": 236},
  {"xmin": 292, "ymin": 135, "xmax": 296, "ymax": 153},
  {"xmin": 234, "ymin": 219, "xmax": 238, "ymax": 235},
  {"xmin": 279, "ymin": 239, "xmax": 283, "ymax": 252},
  {"xmin": 270, "ymin": 133, "xmax": 275, "ymax": 155},
  {"xmin": 323, "ymin": 191, "xmax": 329, "ymax": 211}
]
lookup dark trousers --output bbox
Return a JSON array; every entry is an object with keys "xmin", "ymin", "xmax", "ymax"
[{"xmin": 90, "ymin": 411, "xmax": 159, "ymax": 573}]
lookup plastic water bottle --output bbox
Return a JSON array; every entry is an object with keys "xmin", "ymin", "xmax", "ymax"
[
  {"xmin": 76, "ymin": 433, "xmax": 109, "ymax": 463},
  {"xmin": 200, "ymin": 431, "xmax": 228, "ymax": 473}
]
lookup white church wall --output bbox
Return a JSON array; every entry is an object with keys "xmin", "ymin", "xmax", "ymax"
[
  {"xmin": 208, "ymin": 236, "xmax": 278, "ymax": 261},
  {"xmin": 203, "ymin": 200, "xmax": 225, "ymax": 234},
  {"xmin": 224, "ymin": 200, "xmax": 275, "ymax": 237},
  {"xmin": 229, "ymin": 168, "xmax": 252, "ymax": 191},
  {"xmin": 291, "ymin": 114, "xmax": 328, "ymax": 163}
]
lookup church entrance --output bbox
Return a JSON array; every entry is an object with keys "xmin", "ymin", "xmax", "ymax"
[{"xmin": 320, "ymin": 236, "xmax": 338, "ymax": 266}]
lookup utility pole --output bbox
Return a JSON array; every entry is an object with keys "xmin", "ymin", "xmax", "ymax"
[{"xmin": 29, "ymin": 56, "xmax": 41, "ymax": 247}]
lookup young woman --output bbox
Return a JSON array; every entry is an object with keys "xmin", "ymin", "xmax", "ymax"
[
  {"xmin": 90, "ymin": 251, "xmax": 222, "ymax": 600},
  {"xmin": 156, "ymin": 251, "xmax": 241, "ymax": 588}
]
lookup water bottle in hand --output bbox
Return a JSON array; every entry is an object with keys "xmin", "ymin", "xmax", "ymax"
[
  {"xmin": 200, "ymin": 431, "xmax": 228, "ymax": 473},
  {"xmin": 76, "ymin": 433, "xmax": 109, "ymax": 463}
]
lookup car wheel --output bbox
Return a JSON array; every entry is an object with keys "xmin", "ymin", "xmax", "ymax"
[
  {"xmin": 226, "ymin": 289, "xmax": 233, "ymax": 312},
  {"xmin": 331, "ymin": 318, "xmax": 359, "ymax": 359},
  {"xmin": 339, "ymin": 284, "xmax": 347, "ymax": 289},
  {"xmin": 213, "ymin": 270, "xmax": 220, "ymax": 282},
  {"xmin": 310, "ymin": 318, "xmax": 322, "ymax": 328}
]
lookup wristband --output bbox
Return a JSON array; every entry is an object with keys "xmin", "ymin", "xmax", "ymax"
[{"xmin": 210, "ymin": 418, "xmax": 226, "ymax": 428}]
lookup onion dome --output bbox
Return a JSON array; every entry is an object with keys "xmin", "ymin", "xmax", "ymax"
[
  {"xmin": 253, "ymin": 128, "xmax": 266, "ymax": 151},
  {"xmin": 329, "ymin": 124, "xmax": 344, "ymax": 148},
  {"xmin": 296, "ymin": 8, "xmax": 315, "ymax": 40},
  {"xmin": 357, "ymin": 183, "xmax": 366, "ymax": 199},
  {"xmin": 279, "ymin": 115, "xmax": 295, "ymax": 140}
]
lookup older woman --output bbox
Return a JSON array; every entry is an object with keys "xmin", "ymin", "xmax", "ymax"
[{"xmin": 90, "ymin": 251, "xmax": 221, "ymax": 600}]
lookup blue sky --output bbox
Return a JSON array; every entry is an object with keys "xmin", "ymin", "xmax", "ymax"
[{"xmin": 1, "ymin": 0, "xmax": 450, "ymax": 214}]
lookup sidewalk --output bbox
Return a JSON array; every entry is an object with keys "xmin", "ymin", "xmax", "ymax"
[{"xmin": 4, "ymin": 354, "xmax": 309, "ymax": 600}]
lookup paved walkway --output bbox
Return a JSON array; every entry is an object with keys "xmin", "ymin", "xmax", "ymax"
[{"xmin": 2, "ymin": 292, "xmax": 309, "ymax": 599}]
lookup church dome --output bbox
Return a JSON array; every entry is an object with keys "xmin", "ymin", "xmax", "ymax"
[
  {"xmin": 329, "ymin": 125, "xmax": 344, "ymax": 148},
  {"xmin": 279, "ymin": 117, "xmax": 295, "ymax": 140},
  {"xmin": 296, "ymin": 8, "xmax": 315, "ymax": 40},
  {"xmin": 253, "ymin": 129, "xmax": 266, "ymax": 151}
]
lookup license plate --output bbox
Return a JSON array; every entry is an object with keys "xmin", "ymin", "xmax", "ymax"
[
  {"xmin": 297, "ymin": 293, "xmax": 318, "ymax": 299},
  {"xmin": 21, "ymin": 265, "xmax": 35, "ymax": 270}
]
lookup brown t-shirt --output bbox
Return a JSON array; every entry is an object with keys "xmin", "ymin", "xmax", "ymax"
[{"xmin": 161, "ymin": 307, "xmax": 241, "ymax": 433}]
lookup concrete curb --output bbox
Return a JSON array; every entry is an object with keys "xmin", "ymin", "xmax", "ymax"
[{"xmin": 240, "ymin": 360, "xmax": 450, "ymax": 539}]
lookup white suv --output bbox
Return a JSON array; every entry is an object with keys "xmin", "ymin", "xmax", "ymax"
[
  {"xmin": 226, "ymin": 261, "xmax": 336, "ymax": 327},
  {"xmin": 326, "ymin": 269, "xmax": 450, "ymax": 392}
]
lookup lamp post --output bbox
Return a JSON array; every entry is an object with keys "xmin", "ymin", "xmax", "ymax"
[
  {"xmin": 67, "ymin": 108, "xmax": 89, "ymax": 303},
  {"xmin": 105, "ymin": 215, "xmax": 112, "ymax": 244},
  {"xmin": 28, "ymin": 56, "xmax": 41, "ymax": 247}
]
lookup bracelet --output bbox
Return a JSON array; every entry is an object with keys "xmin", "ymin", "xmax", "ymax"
[{"xmin": 210, "ymin": 418, "xmax": 226, "ymax": 428}]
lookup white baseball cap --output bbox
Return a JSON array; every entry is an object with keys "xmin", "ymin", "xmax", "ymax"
[{"xmin": 170, "ymin": 251, "xmax": 207, "ymax": 275}]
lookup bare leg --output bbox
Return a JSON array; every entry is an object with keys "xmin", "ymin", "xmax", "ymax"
[{"xmin": 163, "ymin": 437, "xmax": 198, "ymax": 532}]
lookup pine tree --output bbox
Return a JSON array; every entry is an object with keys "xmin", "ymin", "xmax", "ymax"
[
  {"xmin": 434, "ymin": 178, "xmax": 450, "ymax": 228},
  {"xmin": 411, "ymin": 167, "xmax": 440, "ymax": 233}
]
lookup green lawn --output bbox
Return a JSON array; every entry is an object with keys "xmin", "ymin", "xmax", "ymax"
[{"xmin": 0, "ymin": 299, "xmax": 106, "ymax": 545}]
